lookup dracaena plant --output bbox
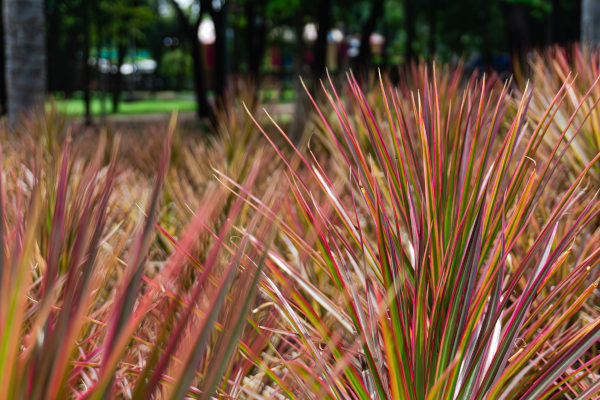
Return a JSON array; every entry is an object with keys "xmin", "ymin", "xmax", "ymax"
[
  {"xmin": 241, "ymin": 69, "xmax": 600, "ymax": 399},
  {"xmin": 0, "ymin": 113, "xmax": 274, "ymax": 399},
  {"xmin": 525, "ymin": 46, "xmax": 600, "ymax": 180}
]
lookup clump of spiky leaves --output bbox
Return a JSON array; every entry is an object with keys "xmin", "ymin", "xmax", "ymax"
[
  {"xmin": 165, "ymin": 88, "xmax": 288, "ymax": 239},
  {"xmin": 166, "ymin": 98, "xmax": 262, "ymax": 224},
  {"xmin": 0, "ymin": 112, "xmax": 274, "ymax": 398},
  {"xmin": 526, "ymin": 46, "xmax": 600, "ymax": 180},
  {"xmin": 244, "ymin": 69, "xmax": 600, "ymax": 399}
]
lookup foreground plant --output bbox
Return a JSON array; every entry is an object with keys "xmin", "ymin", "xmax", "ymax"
[
  {"xmin": 245, "ymin": 70, "xmax": 600, "ymax": 399},
  {"xmin": 0, "ymin": 115, "xmax": 273, "ymax": 398}
]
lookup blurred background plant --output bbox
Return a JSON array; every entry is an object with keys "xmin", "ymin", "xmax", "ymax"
[{"xmin": 522, "ymin": 46, "xmax": 600, "ymax": 181}]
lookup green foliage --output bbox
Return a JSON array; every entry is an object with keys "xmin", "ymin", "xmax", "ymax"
[
  {"xmin": 100, "ymin": 0, "xmax": 157, "ymax": 47},
  {"xmin": 265, "ymin": 0, "xmax": 303, "ymax": 22},
  {"xmin": 507, "ymin": 0, "xmax": 553, "ymax": 19},
  {"xmin": 159, "ymin": 49, "xmax": 193, "ymax": 90}
]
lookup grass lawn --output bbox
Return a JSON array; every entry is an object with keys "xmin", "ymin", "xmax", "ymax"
[
  {"xmin": 48, "ymin": 96, "xmax": 197, "ymax": 116},
  {"xmin": 48, "ymin": 88, "xmax": 296, "ymax": 117}
]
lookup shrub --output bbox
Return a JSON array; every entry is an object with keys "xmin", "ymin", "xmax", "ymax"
[
  {"xmin": 0, "ymin": 115, "xmax": 274, "ymax": 398},
  {"xmin": 250, "ymin": 69, "xmax": 600, "ymax": 399},
  {"xmin": 526, "ymin": 46, "xmax": 600, "ymax": 180}
]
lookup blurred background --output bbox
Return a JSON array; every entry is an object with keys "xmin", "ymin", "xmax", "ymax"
[{"xmin": 1, "ymin": 0, "xmax": 597, "ymax": 128}]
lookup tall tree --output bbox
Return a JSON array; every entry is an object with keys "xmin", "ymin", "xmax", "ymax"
[
  {"xmin": 312, "ymin": 0, "xmax": 332, "ymax": 78},
  {"xmin": 582, "ymin": 0, "xmax": 600, "ymax": 47},
  {"xmin": 101, "ymin": 1, "xmax": 154, "ymax": 113},
  {"xmin": 82, "ymin": 0, "xmax": 92, "ymax": 125},
  {"xmin": 244, "ymin": 0, "xmax": 267, "ymax": 81},
  {"xmin": 210, "ymin": 0, "xmax": 228, "ymax": 102},
  {"xmin": 168, "ymin": 0, "xmax": 229, "ymax": 121},
  {"xmin": 46, "ymin": 0, "xmax": 81, "ymax": 98},
  {"xmin": 404, "ymin": 0, "xmax": 416, "ymax": 64},
  {"xmin": 0, "ymin": 2, "xmax": 6, "ymax": 115},
  {"xmin": 3, "ymin": 0, "xmax": 47, "ymax": 125},
  {"xmin": 428, "ymin": 0, "xmax": 438, "ymax": 57},
  {"xmin": 356, "ymin": 0, "xmax": 384, "ymax": 69},
  {"xmin": 289, "ymin": 6, "xmax": 308, "ymax": 141},
  {"xmin": 168, "ymin": 0, "xmax": 212, "ymax": 120},
  {"xmin": 263, "ymin": 0, "xmax": 307, "ymax": 141}
]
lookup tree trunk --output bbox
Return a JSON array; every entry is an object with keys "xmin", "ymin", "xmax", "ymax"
[
  {"xmin": 404, "ymin": 0, "xmax": 415, "ymax": 64},
  {"xmin": 0, "ymin": 2, "xmax": 6, "ymax": 115},
  {"xmin": 168, "ymin": 0, "xmax": 213, "ymax": 121},
  {"xmin": 190, "ymin": 25, "xmax": 214, "ymax": 121},
  {"xmin": 502, "ymin": 2, "xmax": 530, "ymax": 74},
  {"xmin": 46, "ymin": 0, "xmax": 60, "ymax": 94},
  {"xmin": 112, "ymin": 44, "xmax": 126, "ymax": 113},
  {"xmin": 83, "ymin": 0, "xmax": 92, "ymax": 125},
  {"xmin": 428, "ymin": 0, "xmax": 438, "ymax": 58},
  {"xmin": 211, "ymin": 3, "xmax": 228, "ymax": 104},
  {"xmin": 3, "ymin": 0, "xmax": 46, "ymax": 125},
  {"xmin": 312, "ymin": 0, "xmax": 332, "ymax": 79},
  {"xmin": 94, "ymin": 1, "xmax": 107, "ymax": 122},
  {"xmin": 246, "ymin": 2, "xmax": 266, "ymax": 82},
  {"xmin": 582, "ymin": 0, "xmax": 600, "ymax": 48},
  {"xmin": 245, "ymin": 1, "xmax": 256, "ymax": 78},
  {"xmin": 290, "ymin": 14, "xmax": 308, "ymax": 142},
  {"xmin": 357, "ymin": 0, "xmax": 384, "ymax": 70}
]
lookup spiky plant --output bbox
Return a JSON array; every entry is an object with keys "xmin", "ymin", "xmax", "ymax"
[
  {"xmin": 526, "ymin": 46, "xmax": 600, "ymax": 180},
  {"xmin": 0, "ymin": 112, "xmax": 274, "ymax": 398},
  {"xmin": 244, "ymin": 69, "xmax": 600, "ymax": 399},
  {"xmin": 166, "ymin": 88, "xmax": 284, "ymax": 218}
]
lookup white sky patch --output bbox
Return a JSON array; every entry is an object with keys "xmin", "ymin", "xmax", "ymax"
[
  {"xmin": 198, "ymin": 18, "xmax": 215, "ymax": 44},
  {"xmin": 174, "ymin": 0, "xmax": 193, "ymax": 7}
]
